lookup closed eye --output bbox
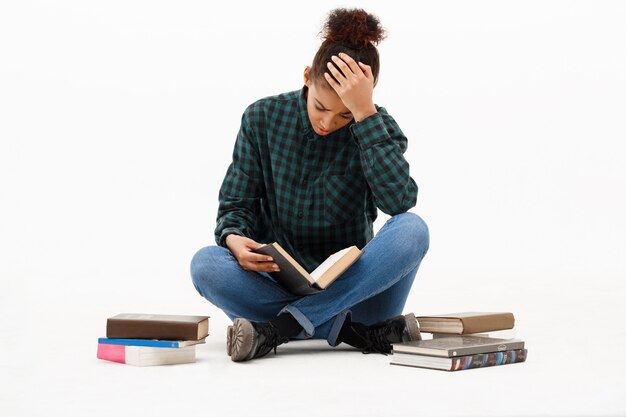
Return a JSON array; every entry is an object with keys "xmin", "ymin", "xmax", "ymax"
[{"xmin": 315, "ymin": 105, "xmax": 353, "ymax": 120}]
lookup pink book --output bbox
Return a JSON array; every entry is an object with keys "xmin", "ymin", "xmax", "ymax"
[{"xmin": 97, "ymin": 343, "xmax": 127, "ymax": 363}]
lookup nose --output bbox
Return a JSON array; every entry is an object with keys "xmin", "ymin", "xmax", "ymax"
[{"xmin": 320, "ymin": 114, "xmax": 334, "ymax": 130}]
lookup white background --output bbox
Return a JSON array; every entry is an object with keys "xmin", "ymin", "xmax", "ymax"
[{"xmin": 1, "ymin": 1, "xmax": 625, "ymax": 416}]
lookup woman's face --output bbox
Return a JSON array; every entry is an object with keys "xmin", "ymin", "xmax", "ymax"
[{"xmin": 304, "ymin": 67, "xmax": 354, "ymax": 136}]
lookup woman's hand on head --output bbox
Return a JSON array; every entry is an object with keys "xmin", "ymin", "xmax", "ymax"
[
  {"xmin": 225, "ymin": 234, "xmax": 281, "ymax": 273},
  {"xmin": 324, "ymin": 52, "xmax": 377, "ymax": 122}
]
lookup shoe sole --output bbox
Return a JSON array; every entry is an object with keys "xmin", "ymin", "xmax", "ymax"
[
  {"xmin": 226, "ymin": 325, "xmax": 233, "ymax": 356},
  {"xmin": 404, "ymin": 313, "xmax": 422, "ymax": 341},
  {"xmin": 230, "ymin": 318, "xmax": 254, "ymax": 362}
]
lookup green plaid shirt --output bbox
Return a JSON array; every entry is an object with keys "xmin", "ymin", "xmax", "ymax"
[{"xmin": 215, "ymin": 86, "xmax": 418, "ymax": 272}]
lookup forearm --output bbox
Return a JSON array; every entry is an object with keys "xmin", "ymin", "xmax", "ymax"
[{"xmin": 351, "ymin": 111, "xmax": 418, "ymax": 214}]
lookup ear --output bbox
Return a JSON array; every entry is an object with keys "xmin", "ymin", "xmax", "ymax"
[{"xmin": 303, "ymin": 66, "xmax": 311, "ymax": 87}]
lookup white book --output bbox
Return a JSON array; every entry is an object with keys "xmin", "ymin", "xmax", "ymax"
[
  {"xmin": 392, "ymin": 335, "xmax": 525, "ymax": 357},
  {"xmin": 97, "ymin": 344, "xmax": 196, "ymax": 366}
]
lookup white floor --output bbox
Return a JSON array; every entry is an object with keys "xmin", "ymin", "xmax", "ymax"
[
  {"xmin": 2, "ymin": 1, "xmax": 626, "ymax": 415},
  {"xmin": 4, "ymin": 284, "xmax": 625, "ymax": 417}
]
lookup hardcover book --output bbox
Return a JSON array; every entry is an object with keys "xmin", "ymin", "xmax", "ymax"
[
  {"xmin": 106, "ymin": 313, "xmax": 209, "ymax": 340},
  {"xmin": 253, "ymin": 242, "xmax": 362, "ymax": 295},
  {"xmin": 391, "ymin": 348, "xmax": 528, "ymax": 371},
  {"xmin": 97, "ymin": 344, "xmax": 196, "ymax": 366},
  {"xmin": 392, "ymin": 335, "xmax": 525, "ymax": 358},
  {"xmin": 416, "ymin": 312, "xmax": 515, "ymax": 334},
  {"xmin": 98, "ymin": 337, "xmax": 206, "ymax": 348}
]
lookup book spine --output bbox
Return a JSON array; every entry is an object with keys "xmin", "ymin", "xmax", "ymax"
[
  {"xmin": 106, "ymin": 319, "xmax": 198, "ymax": 340},
  {"xmin": 125, "ymin": 346, "xmax": 196, "ymax": 366},
  {"xmin": 97, "ymin": 343, "xmax": 127, "ymax": 364},
  {"xmin": 254, "ymin": 244, "xmax": 319, "ymax": 295},
  {"xmin": 461, "ymin": 313, "xmax": 515, "ymax": 334},
  {"xmin": 448, "ymin": 340, "xmax": 525, "ymax": 357},
  {"xmin": 98, "ymin": 338, "xmax": 181, "ymax": 348},
  {"xmin": 450, "ymin": 349, "xmax": 527, "ymax": 371}
]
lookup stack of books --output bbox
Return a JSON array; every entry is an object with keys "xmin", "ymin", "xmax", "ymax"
[
  {"xmin": 391, "ymin": 312, "xmax": 527, "ymax": 371},
  {"xmin": 97, "ymin": 313, "xmax": 209, "ymax": 366}
]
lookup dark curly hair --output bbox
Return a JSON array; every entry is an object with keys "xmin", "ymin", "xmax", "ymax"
[{"xmin": 310, "ymin": 8, "xmax": 386, "ymax": 87}]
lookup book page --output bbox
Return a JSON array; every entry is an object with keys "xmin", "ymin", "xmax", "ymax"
[{"xmin": 310, "ymin": 247, "xmax": 352, "ymax": 282}]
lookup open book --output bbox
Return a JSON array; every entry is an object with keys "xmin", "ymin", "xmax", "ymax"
[{"xmin": 253, "ymin": 242, "xmax": 362, "ymax": 295}]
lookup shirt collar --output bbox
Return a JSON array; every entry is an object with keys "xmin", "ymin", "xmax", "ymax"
[{"xmin": 299, "ymin": 85, "xmax": 312, "ymax": 135}]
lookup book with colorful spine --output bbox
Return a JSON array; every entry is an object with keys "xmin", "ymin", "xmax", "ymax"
[{"xmin": 391, "ymin": 348, "xmax": 528, "ymax": 371}]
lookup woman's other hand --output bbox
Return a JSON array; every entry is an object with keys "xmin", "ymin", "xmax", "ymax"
[
  {"xmin": 324, "ymin": 52, "xmax": 377, "ymax": 122},
  {"xmin": 225, "ymin": 234, "xmax": 281, "ymax": 273}
]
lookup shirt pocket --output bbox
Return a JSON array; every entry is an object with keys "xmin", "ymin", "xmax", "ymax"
[{"xmin": 323, "ymin": 173, "xmax": 367, "ymax": 224}]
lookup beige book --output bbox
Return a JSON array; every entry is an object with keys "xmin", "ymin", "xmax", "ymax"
[{"xmin": 416, "ymin": 312, "xmax": 515, "ymax": 334}]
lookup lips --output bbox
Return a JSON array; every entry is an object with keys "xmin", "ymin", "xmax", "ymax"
[{"xmin": 317, "ymin": 127, "xmax": 330, "ymax": 135}]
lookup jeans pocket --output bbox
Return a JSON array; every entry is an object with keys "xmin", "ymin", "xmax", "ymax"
[{"xmin": 323, "ymin": 173, "xmax": 366, "ymax": 223}]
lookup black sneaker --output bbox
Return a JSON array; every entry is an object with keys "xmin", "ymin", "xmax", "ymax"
[
  {"xmin": 362, "ymin": 313, "xmax": 421, "ymax": 354},
  {"xmin": 230, "ymin": 318, "xmax": 289, "ymax": 362}
]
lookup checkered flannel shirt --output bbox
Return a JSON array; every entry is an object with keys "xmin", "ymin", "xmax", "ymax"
[{"xmin": 215, "ymin": 86, "xmax": 418, "ymax": 272}]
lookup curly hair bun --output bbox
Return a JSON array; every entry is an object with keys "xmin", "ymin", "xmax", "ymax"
[{"xmin": 321, "ymin": 8, "xmax": 386, "ymax": 49}]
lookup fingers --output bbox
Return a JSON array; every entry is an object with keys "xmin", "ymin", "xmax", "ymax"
[
  {"xmin": 336, "ymin": 52, "xmax": 360, "ymax": 74},
  {"xmin": 326, "ymin": 60, "xmax": 347, "ymax": 84},
  {"xmin": 248, "ymin": 252, "xmax": 275, "ymax": 263},
  {"xmin": 327, "ymin": 54, "xmax": 357, "ymax": 83},
  {"xmin": 324, "ymin": 72, "xmax": 341, "ymax": 93},
  {"xmin": 328, "ymin": 53, "xmax": 366, "ymax": 79},
  {"xmin": 229, "ymin": 236, "xmax": 282, "ymax": 272},
  {"xmin": 358, "ymin": 61, "xmax": 374, "ymax": 82},
  {"xmin": 245, "ymin": 259, "xmax": 280, "ymax": 273},
  {"xmin": 326, "ymin": 53, "xmax": 370, "ymax": 90},
  {"xmin": 241, "ymin": 251, "xmax": 280, "ymax": 272},
  {"xmin": 241, "ymin": 260, "xmax": 280, "ymax": 272}
]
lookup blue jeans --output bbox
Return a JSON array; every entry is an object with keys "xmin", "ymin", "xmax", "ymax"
[{"xmin": 190, "ymin": 212, "xmax": 429, "ymax": 346}]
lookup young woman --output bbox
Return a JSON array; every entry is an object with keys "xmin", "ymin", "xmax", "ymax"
[{"xmin": 190, "ymin": 8, "xmax": 429, "ymax": 362}]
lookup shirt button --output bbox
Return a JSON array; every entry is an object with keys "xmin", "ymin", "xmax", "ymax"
[
  {"xmin": 297, "ymin": 212, "xmax": 303, "ymax": 219},
  {"xmin": 302, "ymin": 179, "xmax": 308, "ymax": 186},
  {"xmin": 309, "ymin": 142, "xmax": 315, "ymax": 150}
]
